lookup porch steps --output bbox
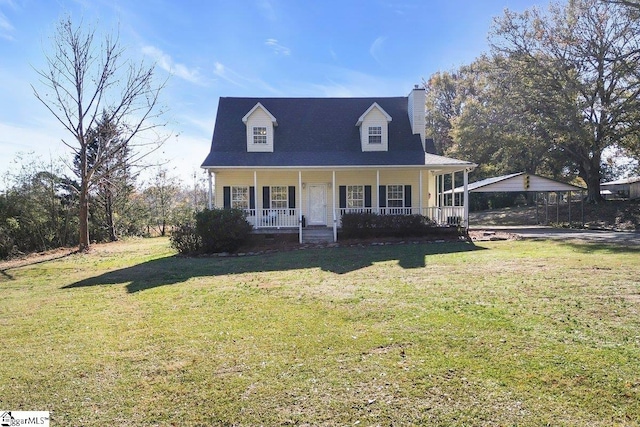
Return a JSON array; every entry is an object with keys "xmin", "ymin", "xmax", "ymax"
[{"xmin": 302, "ymin": 227, "xmax": 334, "ymax": 244}]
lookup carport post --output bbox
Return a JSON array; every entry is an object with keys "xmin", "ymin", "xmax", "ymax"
[
  {"xmin": 581, "ymin": 190, "xmax": 585, "ymax": 227},
  {"xmin": 545, "ymin": 192, "xmax": 549, "ymax": 225},
  {"xmin": 568, "ymin": 191, "xmax": 572, "ymax": 227}
]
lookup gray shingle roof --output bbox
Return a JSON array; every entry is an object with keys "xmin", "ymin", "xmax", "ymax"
[{"xmin": 201, "ymin": 97, "xmax": 454, "ymax": 168}]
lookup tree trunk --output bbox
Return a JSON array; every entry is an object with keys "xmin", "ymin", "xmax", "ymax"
[
  {"xmin": 105, "ymin": 185, "xmax": 117, "ymax": 242},
  {"xmin": 581, "ymin": 154, "xmax": 604, "ymax": 203},
  {"xmin": 79, "ymin": 184, "xmax": 90, "ymax": 251}
]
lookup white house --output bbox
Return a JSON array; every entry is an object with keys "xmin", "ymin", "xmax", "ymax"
[{"xmin": 201, "ymin": 87, "xmax": 476, "ymax": 243}]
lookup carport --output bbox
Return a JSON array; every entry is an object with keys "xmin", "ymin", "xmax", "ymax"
[{"xmin": 447, "ymin": 172, "xmax": 586, "ymax": 226}]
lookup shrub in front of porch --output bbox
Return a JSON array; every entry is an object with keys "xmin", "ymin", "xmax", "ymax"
[
  {"xmin": 195, "ymin": 208, "xmax": 253, "ymax": 254},
  {"xmin": 340, "ymin": 212, "xmax": 458, "ymax": 239},
  {"xmin": 170, "ymin": 222, "xmax": 202, "ymax": 254}
]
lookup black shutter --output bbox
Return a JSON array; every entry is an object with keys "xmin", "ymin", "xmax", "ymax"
[
  {"xmin": 249, "ymin": 187, "xmax": 255, "ymax": 210},
  {"xmin": 404, "ymin": 185, "xmax": 412, "ymax": 207},
  {"xmin": 339, "ymin": 186, "xmax": 347, "ymax": 209},
  {"xmin": 364, "ymin": 185, "xmax": 372, "ymax": 208},
  {"xmin": 288, "ymin": 186, "xmax": 296, "ymax": 209},
  {"xmin": 223, "ymin": 186, "xmax": 231, "ymax": 209},
  {"xmin": 379, "ymin": 185, "xmax": 387, "ymax": 208},
  {"xmin": 263, "ymin": 186, "xmax": 270, "ymax": 209}
]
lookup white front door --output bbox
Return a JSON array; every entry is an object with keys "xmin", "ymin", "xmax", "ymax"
[{"xmin": 308, "ymin": 184, "xmax": 327, "ymax": 225}]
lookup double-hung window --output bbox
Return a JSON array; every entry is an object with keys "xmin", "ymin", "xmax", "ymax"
[
  {"xmin": 368, "ymin": 126, "xmax": 382, "ymax": 144},
  {"xmin": 387, "ymin": 185, "xmax": 404, "ymax": 208},
  {"xmin": 231, "ymin": 186, "xmax": 249, "ymax": 209},
  {"xmin": 270, "ymin": 186, "xmax": 288, "ymax": 210},
  {"xmin": 253, "ymin": 127, "xmax": 267, "ymax": 144},
  {"xmin": 347, "ymin": 185, "xmax": 364, "ymax": 209}
]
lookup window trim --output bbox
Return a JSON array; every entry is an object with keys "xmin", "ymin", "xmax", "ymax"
[
  {"xmin": 347, "ymin": 185, "xmax": 365, "ymax": 208},
  {"xmin": 387, "ymin": 184, "xmax": 404, "ymax": 208},
  {"xmin": 368, "ymin": 126, "xmax": 382, "ymax": 144},
  {"xmin": 253, "ymin": 126, "xmax": 267, "ymax": 144},
  {"xmin": 270, "ymin": 185, "xmax": 288, "ymax": 209},
  {"xmin": 231, "ymin": 186, "xmax": 249, "ymax": 209}
]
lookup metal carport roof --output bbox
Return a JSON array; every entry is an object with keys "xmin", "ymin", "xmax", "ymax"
[{"xmin": 447, "ymin": 172, "xmax": 584, "ymax": 194}]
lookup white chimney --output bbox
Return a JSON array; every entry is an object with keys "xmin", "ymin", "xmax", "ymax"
[{"xmin": 408, "ymin": 85, "xmax": 426, "ymax": 150}]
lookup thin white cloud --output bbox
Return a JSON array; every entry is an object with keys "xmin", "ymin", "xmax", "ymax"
[
  {"xmin": 0, "ymin": 9, "xmax": 15, "ymax": 40},
  {"xmin": 369, "ymin": 36, "xmax": 387, "ymax": 64},
  {"xmin": 212, "ymin": 61, "xmax": 282, "ymax": 95},
  {"xmin": 257, "ymin": 0, "xmax": 277, "ymax": 22},
  {"xmin": 265, "ymin": 38, "xmax": 291, "ymax": 56},
  {"xmin": 141, "ymin": 45, "xmax": 205, "ymax": 85},
  {"xmin": 301, "ymin": 66, "xmax": 411, "ymax": 98},
  {"xmin": 213, "ymin": 61, "xmax": 245, "ymax": 87}
]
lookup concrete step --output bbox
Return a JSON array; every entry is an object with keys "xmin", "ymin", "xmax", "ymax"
[{"xmin": 302, "ymin": 228, "xmax": 334, "ymax": 244}]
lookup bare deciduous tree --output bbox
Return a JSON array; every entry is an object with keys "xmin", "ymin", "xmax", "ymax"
[{"xmin": 32, "ymin": 17, "xmax": 167, "ymax": 251}]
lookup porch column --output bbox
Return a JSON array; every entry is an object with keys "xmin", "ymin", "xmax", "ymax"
[
  {"xmin": 207, "ymin": 171, "xmax": 213, "ymax": 210},
  {"xmin": 376, "ymin": 169, "xmax": 380, "ymax": 214},
  {"xmin": 439, "ymin": 174, "xmax": 444, "ymax": 208},
  {"xmin": 332, "ymin": 170, "xmax": 337, "ymax": 242},
  {"xmin": 253, "ymin": 171, "xmax": 258, "ymax": 228},
  {"xmin": 419, "ymin": 170, "xmax": 423, "ymax": 215},
  {"xmin": 298, "ymin": 171, "xmax": 303, "ymax": 244},
  {"xmin": 451, "ymin": 172, "xmax": 455, "ymax": 207},
  {"xmin": 463, "ymin": 168, "xmax": 469, "ymax": 230}
]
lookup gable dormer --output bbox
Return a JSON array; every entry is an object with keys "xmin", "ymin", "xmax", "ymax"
[
  {"xmin": 242, "ymin": 102, "xmax": 277, "ymax": 152},
  {"xmin": 356, "ymin": 102, "xmax": 392, "ymax": 152}
]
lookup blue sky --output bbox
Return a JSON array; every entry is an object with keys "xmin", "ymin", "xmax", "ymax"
[{"xmin": 0, "ymin": 0, "xmax": 543, "ymax": 185}]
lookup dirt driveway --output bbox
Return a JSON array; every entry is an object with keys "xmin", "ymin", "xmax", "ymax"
[{"xmin": 471, "ymin": 226, "xmax": 640, "ymax": 247}]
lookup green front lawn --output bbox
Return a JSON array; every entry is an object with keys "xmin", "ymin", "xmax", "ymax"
[{"xmin": 1, "ymin": 237, "xmax": 639, "ymax": 426}]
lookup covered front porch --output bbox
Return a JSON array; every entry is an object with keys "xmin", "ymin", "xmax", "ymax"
[{"xmin": 206, "ymin": 167, "xmax": 472, "ymax": 243}]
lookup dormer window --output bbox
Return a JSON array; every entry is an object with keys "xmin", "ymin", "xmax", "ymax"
[
  {"xmin": 243, "ymin": 102, "xmax": 277, "ymax": 152},
  {"xmin": 356, "ymin": 102, "xmax": 392, "ymax": 152},
  {"xmin": 253, "ymin": 127, "xmax": 267, "ymax": 144},
  {"xmin": 368, "ymin": 126, "xmax": 382, "ymax": 144}
]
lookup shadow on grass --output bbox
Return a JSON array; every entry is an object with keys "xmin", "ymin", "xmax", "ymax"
[
  {"xmin": 1, "ymin": 249, "xmax": 79, "ymax": 282},
  {"xmin": 62, "ymin": 241, "xmax": 484, "ymax": 293},
  {"xmin": 557, "ymin": 241, "xmax": 640, "ymax": 254}
]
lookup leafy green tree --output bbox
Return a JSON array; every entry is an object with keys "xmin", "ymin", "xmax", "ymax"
[
  {"xmin": 489, "ymin": 0, "xmax": 640, "ymax": 201},
  {"xmin": 424, "ymin": 72, "xmax": 463, "ymax": 156},
  {"xmin": 75, "ymin": 113, "xmax": 138, "ymax": 242},
  {"xmin": 0, "ymin": 155, "xmax": 77, "ymax": 258},
  {"xmin": 449, "ymin": 56, "xmax": 572, "ymax": 181},
  {"xmin": 143, "ymin": 167, "xmax": 181, "ymax": 237}
]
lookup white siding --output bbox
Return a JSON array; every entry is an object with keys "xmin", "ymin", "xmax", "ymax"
[
  {"xmin": 245, "ymin": 108, "xmax": 275, "ymax": 152},
  {"xmin": 360, "ymin": 107, "xmax": 389, "ymax": 152}
]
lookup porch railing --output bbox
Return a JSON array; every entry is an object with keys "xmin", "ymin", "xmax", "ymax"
[
  {"xmin": 244, "ymin": 206, "xmax": 465, "ymax": 229},
  {"xmin": 245, "ymin": 208, "xmax": 299, "ymax": 229},
  {"xmin": 336, "ymin": 206, "xmax": 465, "ymax": 227}
]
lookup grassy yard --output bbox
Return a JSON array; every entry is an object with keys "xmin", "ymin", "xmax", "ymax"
[{"xmin": 1, "ymin": 237, "xmax": 639, "ymax": 426}]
